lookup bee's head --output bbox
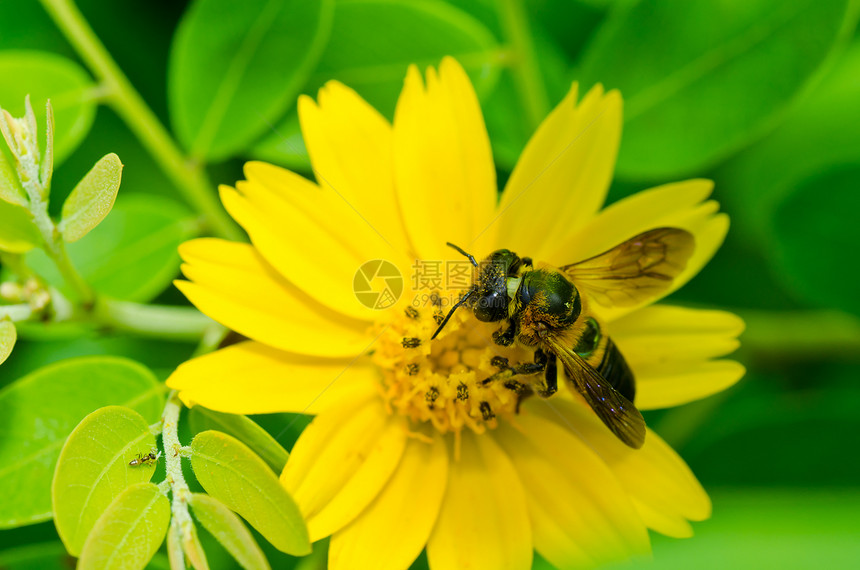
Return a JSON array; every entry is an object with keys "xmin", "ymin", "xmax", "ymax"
[
  {"xmin": 473, "ymin": 249, "xmax": 521, "ymax": 322},
  {"xmin": 431, "ymin": 244, "xmax": 523, "ymax": 339}
]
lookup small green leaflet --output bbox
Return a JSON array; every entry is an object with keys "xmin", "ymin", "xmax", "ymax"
[
  {"xmin": 59, "ymin": 153, "xmax": 123, "ymax": 243},
  {"xmin": 0, "ymin": 319, "xmax": 15, "ymax": 365},
  {"xmin": 77, "ymin": 483, "xmax": 170, "ymax": 570},
  {"xmin": 191, "ymin": 430, "xmax": 310, "ymax": 555},
  {"xmin": 188, "ymin": 407, "xmax": 289, "ymax": 473},
  {"xmin": 190, "ymin": 493, "xmax": 269, "ymax": 570},
  {"xmin": 52, "ymin": 405, "xmax": 158, "ymax": 556}
]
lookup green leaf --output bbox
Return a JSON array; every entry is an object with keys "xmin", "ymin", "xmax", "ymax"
[
  {"xmin": 26, "ymin": 194, "xmax": 197, "ymax": 302},
  {"xmin": 718, "ymin": 40, "xmax": 860, "ymax": 240},
  {"xmin": 168, "ymin": 0, "xmax": 333, "ymax": 161},
  {"xmin": 250, "ymin": 0, "xmax": 500, "ymax": 166},
  {"xmin": 0, "ymin": 356, "xmax": 163, "ymax": 528},
  {"xmin": 77, "ymin": 482, "xmax": 170, "ymax": 570},
  {"xmin": 0, "ymin": 319, "xmax": 16, "ymax": 365},
  {"xmin": 579, "ymin": 0, "xmax": 858, "ymax": 180},
  {"xmin": 52, "ymin": 406, "xmax": 158, "ymax": 556},
  {"xmin": 483, "ymin": 21, "xmax": 575, "ymax": 170},
  {"xmin": 184, "ymin": 522, "xmax": 211, "ymax": 570},
  {"xmin": 0, "ymin": 51, "xmax": 96, "ymax": 165},
  {"xmin": 190, "ymin": 430, "xmax": 309, "ymax": 555},
  {"xmin": 770, "ymin": 165, "xmax": 860, "ymax": 316},
  {"xmin": 188, "ymin": 407, "xmax": 289, "ymax": 473},
  {"xmin": 58, "ymin": 153, "xmax": 123, "ymax": 243},
  {"xmin": 0, "ymin": 134, "xmax": 26, "ymax": 206},
  {"xmin": 247, "ymin": 112, "xmax": 309, "ymax": 172},
  {"xmin": 190, "ymin": 493, "xmax": 270, "ymax": 570},
  {"xmin": 0, "ymin": 198, "xmax": 40, "ymax": 253}
]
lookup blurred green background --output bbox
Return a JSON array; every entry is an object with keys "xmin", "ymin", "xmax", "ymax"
[{"xmin": 1, "ymin": 0, "xmax": 859, "ymax": 568}]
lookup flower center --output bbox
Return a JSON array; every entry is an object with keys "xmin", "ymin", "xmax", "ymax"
[{"xmin": 371, "ymin": 293, "xmax": 533, "ymax": 435}]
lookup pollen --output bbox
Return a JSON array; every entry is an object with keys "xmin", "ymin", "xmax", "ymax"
[{"xmin": 371, "ymin": 298, "xmax": 533, "ymax": 436}]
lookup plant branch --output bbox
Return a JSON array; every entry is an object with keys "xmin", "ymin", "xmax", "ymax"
[
  {"xmin": 94, "ymin": 298, "xmax": 214, "ymax": 341},
  {"xmin": 497, "ymin": 0, "xmax": 550, "ymax": 130},
  {"xmin": 160, "ymin": 391, "xmax": 197, "ymax": 561},
  {"xmin": 736, "ymin": 308, "xmax": 860, "ymax": 363},
  {"xmin": 38, "ymin": 0, "xmax": 242, "ymax": 241}
]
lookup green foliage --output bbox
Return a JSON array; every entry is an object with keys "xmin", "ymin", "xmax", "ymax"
[
  {"xmin": 618, "ymin": 491, "xmax": 860, "ymax": 569},
  {"xmin": 191, "ymin": 430, "xmax": 310, "ymax": 555},
  {"xmin": 0, "ymin": 51, "xmax": 95, "ymax": 164},
  {"xmin": 771, "ymin": 165, "xmax": 860, "ymax": 316},
  {"xmin": 190, "ymin": 493, "xmax": 270, "ymax": 570},
  {"xmin": 718, "ymin": 40, "xmax": 860, "ymax": 239},
  {"xmin": 0, "ymin": 199, "xmax": 40, "ymax": 253},
  {"xmin": 188, "ymin": 406, "xmax": 289, "ymax": 473},
  {"xmin": 58, "ymin": 152, "xmax": 122, "ymax": 243},
  {"xmin": 0, "ymin": 0, "xmax": 859, "ymax": 566},
  {"xmin": 0, "ymin": 135, "xmax": 27, "ymax": 206},
  {"xmin": 168, "ymin": 0, "xmax": 334, "ymax": 161},
  {"xmin": 0, "ymin": 319, "xmax": 15, "ymax": 365},
  {"xmin": 77, "ymin": 482, "xmax": 170, "ymax": 570},
  {"xmin": 27, "ymin": 194, "xmax": 196, "ymax": 302},
  {"xmin": 251, "ymin": 0, "xmax": 500, "ymax": 167},
  {"xmin": 52, "ymin": 405, "xmax": 157, "ymax": 556},
  {"xmin": 578, "ymin": 0, "xmax": 857, "ymax": 179},
  {"xmin": 0, "ymin": 356, "xmax": 163, "ymax": 528}
]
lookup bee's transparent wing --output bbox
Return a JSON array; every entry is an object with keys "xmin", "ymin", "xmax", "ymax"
[
  {"xmin": 561, "ymin": 227, "xmax": 694, "ymax": 308},
  {"xmin": 546, "ymin": 336, "xmax": 645, "ymax": 449}
]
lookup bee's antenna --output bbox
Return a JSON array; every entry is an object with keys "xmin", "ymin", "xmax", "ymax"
[
  {"xmin": 431, "ymin": 289, "xmax": 475, "ymax": 340},
  {"xmin": 446, "ymin": 242, "xmax": 478, "ymax": 267}
]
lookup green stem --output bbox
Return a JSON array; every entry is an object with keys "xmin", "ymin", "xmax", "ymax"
[
  {"xmin": 735, "ymin": 308, "xmax": 860, "ymax": 363},
  {"xmin": 94, "ymin": 298, "xmax": 214, "ymax": 341},
  {"xmin": 0, "ymin": 304, "xmax": 32, "ymax": 320},
  {"xmin": 38, "ymin": 0, "xmax": 242, "ymax": 241},
  {"xmin": 497, "ymin": 0, "xmax": 550, "ymax": 130},
  {"xmin": 25, "ymin": 162, "xmax": 96, "ymax": 307},
  {"xmin": 160, "ymin": 391, "xmax": 197, "ymax": 559}
]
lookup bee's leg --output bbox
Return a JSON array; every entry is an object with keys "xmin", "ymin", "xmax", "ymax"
[
  {"xmin": 480, "ymin": 357, "xmax": 544, "ymax": 388},
  {"xmin": 492, "ymin": 318, "xmax": 518, "ymax": 346},
  {"xmin": 515, "ymin": 385, "xmax": 535, "ymax": 413},
  {"xmin": 534, "ymin": 350, "xmax": 558, "ymax": 398}
]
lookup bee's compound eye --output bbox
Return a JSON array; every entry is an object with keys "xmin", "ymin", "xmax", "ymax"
[{"xmin": 474, "ymin": 291, "xmax": 507, "ymax": 322}]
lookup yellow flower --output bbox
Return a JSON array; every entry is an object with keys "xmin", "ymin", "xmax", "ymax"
[{"xmin": 167, "ymin": 57, "xmax": 744, "ymax": 569}]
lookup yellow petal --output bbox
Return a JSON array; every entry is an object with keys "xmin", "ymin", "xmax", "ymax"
[
  {"xmin": 632, "ymin": 498, "xmax": 694, "ymax": 539},
  {"xmin": 497, "ymin": 84, "xmax": 622, "ymax": 260},
  {"xmin": 610, "ymin": 305, "xmax": 746, "ymax": 409},
  {"xmin": 305, "ymin": 417, "xmax": 409, "ymax": 542},
  {"xmin": 634, "ymin": 360, "xmax": 746, "ymax": 410},
  {"xmin": 496, "ymin": 414, "xmax": 649, "ymax": 568},
  {"xmin": 529, "ymin": 398, "xmax": 712, "ymax": 536},
  {"xmin": 544, "ymin": 179, "xmax": 729, "ymax": 322},
  {"xmin": 427, "ymin": 431, "xmax": 532, "ymax": 570},
  {"xmin": 177, "ymin": 238, "xmax": 372, "ymax": 357},
  {"xmin": 393, "ymin": 57, "xmax": 498, "ymax": 259},
  {"xmin": 243, "ymin": 161, "xmax": 410, "ymax": 269},
  {"xmin": 166, "ymin": 341, "xmax": 379, "ymax": 415},
  {"xmin": 298, "ymin": 81, "xmax": 413, "ymax": 256},
  {"xmin": 220, "ymin": 182, "xmax": 400, "ymax": 321},
  {"xmin": 612, "ymin": 305, "xmax": 744, "ymax": 364},
  {"xmin": 282, "ymin": 399, "xmax": 407, "ymax": 539},
  {"xmin": 329, "ymin": 434, "xmax": 447, "ymax": 570}
]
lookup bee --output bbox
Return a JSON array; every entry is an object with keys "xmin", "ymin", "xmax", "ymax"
[
  {"xmin": 432, "ymin": 228, "xmax": 695, "ymax": 449},
  {"xmin": 129, "ymin": 449, "xmax": 160, "ymax": 467}
]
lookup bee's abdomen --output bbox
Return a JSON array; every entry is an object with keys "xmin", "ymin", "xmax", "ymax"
[{"xmin": 597, "ymin": 338, "xmax": 636, "ymax": 402}]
